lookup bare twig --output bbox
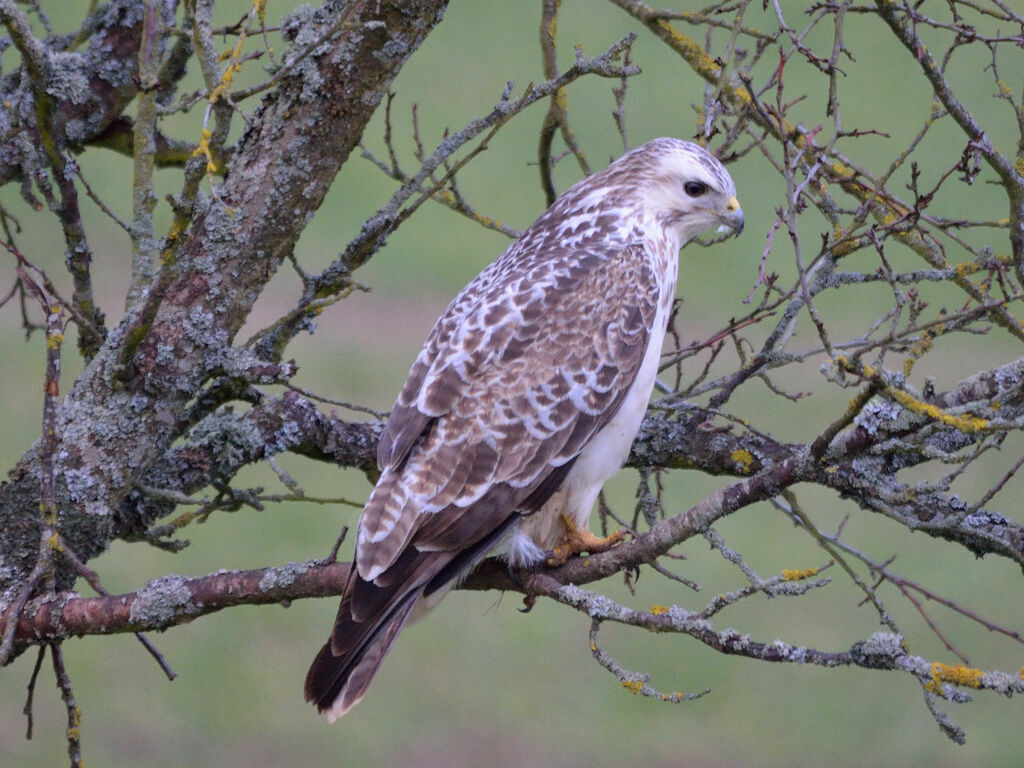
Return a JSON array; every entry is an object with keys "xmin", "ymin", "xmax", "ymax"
[{"xmin": 50, "ymin": 644, "xmax": 82, "ymax": 767}]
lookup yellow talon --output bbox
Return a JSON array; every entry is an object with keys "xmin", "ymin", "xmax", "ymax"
[{"xmin": 546, "ymin": 514, "xmax": 627, "ymax": 567}]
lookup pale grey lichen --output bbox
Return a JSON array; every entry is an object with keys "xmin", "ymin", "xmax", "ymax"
[
  {"xmin": 97, "ymin": 0, "xmax": 145, "ymax": 28},
  {"xmin": 296, "ymin": 58, "xmax": 325, "ymax": 103},
  {"xmin": 860, "ymin": 631, "xmax": 904, "ymax": 657},
  {"xmin": 788, "ymin": 645, "xmax": 808, "ymax": 663},
  {"xmin": 269, "ymin": 416, "xmax": 303, "ymax": 455},
  {"xmin": 44, "ymin": 52, "xmax": 90, "ymax": 104},
  {"xmin": 667, "ymin": 605, "xmax": 714, "ymax": 635},
  {"xmin": 991, "ymin": 358, "xmax": 1024, "ymax": 392},
  {"xmin": 258, "ymin": 561, "xmax": 311, "ymax": 591},
  {"xmin": 554, "ymin": 584, "xmax": 624, "ymax": 621},
  {"xmin": 945, "ymin": 494, "xmax": 968, "ymax": 512},
  {"xmin": 980, "ymin": 669, "xmax": 1024, "ymax": 694},
  {"xmin": 61, "ymin": 466, "xmax": 106, "ymax": 517},
  {"xmin": 154, "ymin": 342, "xmax": 177, "ymax": 367},
  {"xmin": 666, "ymin": 604, "xmax": 695, "ymax": 625},
  {"xmin": 128, "ymin": 393, "xmax": 151, "ymax": 413},
  {"xmin": 721, "ymin": 628, "xmax": 751, "ymax": 650},
  {"xmin": 768, "ymin": 578, "xmax": 831, "ymax": 596},
  {"xmin": 129, "ymin": 574, "xmax": 193, "ymax": 626},
  {"xmin": 187, "ymin": 305, "xmax": 214, "ymax": 331},
  {"xmin": 855, "ymin": 399, "xmax": 902, "ymax": 435},
  {"xmin": 282, "ymin": 4, "xmax": 322, "ymax": 47},
  {"xmin": 963, "ymin": 509, "xmax": 1011, "ymax": 527},
  {"xmin": 377, "ymin": 36, "xmax": 410, "ymax": 62}
]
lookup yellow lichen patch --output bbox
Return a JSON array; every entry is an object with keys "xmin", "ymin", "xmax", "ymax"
[
  {"xmin": 654, "ymin": 20, "xmax": 721, "ymax": 77},
  {"xmin": 192, "ymin": 128, "xmax": 217, "ymax": 174},
  {"xmin": 887, "ymin": 387, "xmax": 988, "ymax": 433},
  {"xmin": 728, "ymin": 83, "xmax": 752, "ymax": 106},
  {"xmin": 831, "ymin": 236, "xmax": 859, "ymax": 258},
  {"xmin": 955, "ymin": 260, "xmax": 980, "ymax": 279},
  {"xmin": 621, "ymin": 680, "xmax": 645, "ymax": 695},
  {"xmin": 650, "ymin": 605, "xmax": 670, "ymax": 616},
  {"xmin": 169, "ymin": 509, "xmax": 198, "ymax": 529},
  {"xmin": 903, "ymin": 329, "xmax": 937, "ymax": 377},
  {"xmin": 828, "ymin": 159, "xmax": 857, "ymax": 179},
  {"xmin": 212, "ymin": 32, "xmax": 247, "ymax": 101},
  {"xmin": 730, "ymin": 448, "xmax": 754, "ymax": 473},
  {"xmin": 781, "ymin": 567, "xmax": 819, "ymax": 581},
  {"xmin": 46, "ymin": 332, "xmax": 64, "ymax": 350},
  {"xmin": 925, "ymin": 662, "xmax": 984, "ymax": 693}
]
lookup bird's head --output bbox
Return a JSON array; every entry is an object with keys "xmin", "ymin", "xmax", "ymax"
[{"xmin": 628, "ymin": 138, "xmax": 744, "ymax": 247}]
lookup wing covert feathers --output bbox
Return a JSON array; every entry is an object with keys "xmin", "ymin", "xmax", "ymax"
[
  {"xmin": 356, "ymin": 245, "xmax": 657, "ymax": 580},
  {"xmin": 306, "ymin": 137, "xmax": 742, "ymax": 720},
  {"xmin": 308, "ymin": 242, "xmax": 662, "ymax": 718}
]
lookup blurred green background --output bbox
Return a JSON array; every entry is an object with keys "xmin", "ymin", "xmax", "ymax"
[{"xmin": 2, "ymin": 1, "xmax": 1023, "ymax": 766}]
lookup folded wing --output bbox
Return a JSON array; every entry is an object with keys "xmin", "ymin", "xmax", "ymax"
[{"xmin": 304, "ymin": 243, "xmax": 659, "ymax": 719}]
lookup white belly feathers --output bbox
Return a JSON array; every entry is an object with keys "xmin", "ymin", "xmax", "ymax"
[{"xmin": 506, "ymin": 275, "xmax": 674, "ymax": 566}]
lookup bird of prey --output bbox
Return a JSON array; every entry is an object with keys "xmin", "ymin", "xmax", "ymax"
[{"xmin": 305, "ymin": 137, "xmax": 744, "ymax": 720}]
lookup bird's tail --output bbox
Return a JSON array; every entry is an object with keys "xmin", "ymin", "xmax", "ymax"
[
  {"xmin": 304, "ymin": 514, "xmax": 522, "ymax": 720},
  {"xmin": 304, "ymin": 587, "xmax": 420, "ymax": 721}
]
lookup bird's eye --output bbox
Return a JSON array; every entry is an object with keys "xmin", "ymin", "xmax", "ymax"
[{"xmin": 683, "ymin": 181, "xmax": 708, "ymax": 198}]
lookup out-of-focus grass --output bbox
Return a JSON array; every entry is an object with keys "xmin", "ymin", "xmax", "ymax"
[{"xmin": 3, "ymin": 1, "xmax": 1023, "ymax": 766}]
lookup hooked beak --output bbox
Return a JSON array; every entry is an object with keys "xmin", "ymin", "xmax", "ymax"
[{"xmin": 719, "ymin": 195, "xmax": 744, "ymax": 234}]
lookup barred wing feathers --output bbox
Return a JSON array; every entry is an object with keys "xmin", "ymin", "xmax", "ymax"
[{"xmin": 304, "ymin": 242, "xmax": 660, "ymax": 718}]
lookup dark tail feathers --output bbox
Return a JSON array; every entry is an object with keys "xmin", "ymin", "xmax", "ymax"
[{"xmin": 304, "ymin": 590, "xmax": 419, "ymax": 721}]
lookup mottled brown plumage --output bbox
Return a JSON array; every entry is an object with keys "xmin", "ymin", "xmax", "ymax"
[{"xmin": 305, "ymin": 138, "xmax": 743, "ymax": 720}]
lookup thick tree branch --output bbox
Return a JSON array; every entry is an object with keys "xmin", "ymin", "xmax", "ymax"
[
  {"xmin": 0, "ymin": 0, "xmax": 146, "ymax": 188},
  {"xmin": 2, "ymin": 2, "xmax": 1023, "ymax": 756},
  {"xmin": 3, "ymin": 561, "xmax": 351, "ymax": 644},
  {"xmin": 0, "ymin": 0, "xmax": 450, "ymax": 614},
  {"xmin": 7, "ymin": 545, "xmax": 1023, "ymax": 707},
  {"xmin": 114, "ymin": 369, "xmax": 1024, "ymax": 565}
]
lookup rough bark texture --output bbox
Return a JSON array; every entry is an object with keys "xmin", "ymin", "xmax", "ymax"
[
  {"xmin": 0, "ymin": 0, "xmax": 449, "ymax": 607},
  {"xmin": 0, "ymin": 0, "xmax": 146, "ymax": 187},
  {"xmin": 1, "ymin": 1, "xmax": 1023, "ymax": 755}
]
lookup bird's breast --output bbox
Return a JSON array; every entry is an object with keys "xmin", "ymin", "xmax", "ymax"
[{"xmin": 513, "ymin": 263, "xmax": 677, "ymax": 559}]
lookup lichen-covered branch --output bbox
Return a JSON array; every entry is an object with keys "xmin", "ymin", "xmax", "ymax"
[
  {"xmin": 0, "ymin": 0, "xmax": 147, "ymax": 187},
  {"xmin": 2, "ymin": 561, "xmax": 351, "ymax": 644},
  {"xmin": 0, "ymin": 0, "xmax": 451, "ymax": 612},
  {"xmin": 2, "ymin": 0, "xmax": 1024, "ymax": 759}
]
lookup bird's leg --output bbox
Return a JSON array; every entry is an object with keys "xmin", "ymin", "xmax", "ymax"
[{"xmin": 546, "ymin": 514, "xmax": 627, "ymax": 567}]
